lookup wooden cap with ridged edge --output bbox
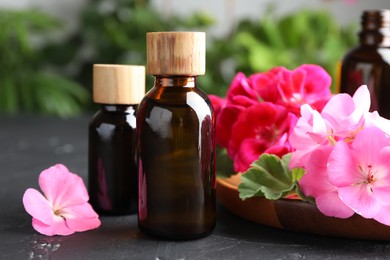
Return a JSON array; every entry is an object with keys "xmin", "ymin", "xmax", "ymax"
[
  {"xmin": 93, "ymin": 64, "xmax": 145, "ymax": 104},
  {"xmin": 147, "ymin": 32, "xmax": 206, "ymax": 75}
]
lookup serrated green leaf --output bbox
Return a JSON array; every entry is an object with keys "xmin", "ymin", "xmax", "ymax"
[
  {"xmin": 238, "ymin": 154, "xmax": 295, "ymax": 200},
  {"xmin": 281, "ymin": 153, "xmax": 292, "ymax": 169},
  {"xmin": 260, "ymin": 186, "xmax": 286, "ymax": 200},
  {"xmin": 238, "ymin": 168, "xmax": 266, "ymax": 200},
  {"xmin": 253, "ymin": 154, "xmax": 292, "ymax": 185}
]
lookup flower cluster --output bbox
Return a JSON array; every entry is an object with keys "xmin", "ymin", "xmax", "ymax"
[
  {"xmin": 23, "ymin": 164, "xmax": 101, "ymax": 236},
  {"xmin": 210, "ymin": 64, "xmax": 332, "ymax": 172},
  {"xmin": 290, "ymin": 85, "xmax": 390, "ymax": 225}
]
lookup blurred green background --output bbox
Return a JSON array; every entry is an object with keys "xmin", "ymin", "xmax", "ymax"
[{"xmin": 0, "ymin": 0, "xmax": 360, "ymax": 117}]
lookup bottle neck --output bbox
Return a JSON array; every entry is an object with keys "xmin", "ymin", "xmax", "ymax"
[
  {"xmin": 100, "ymin": 104, "xmax": 137, "ymax": 113},
  {"xmin": 359, "ymin": 10, "xmax": 390, "ymax": 46},
  {"xmin": 153, "ymin": 76, "xmax": 197, "ymax": 88}
]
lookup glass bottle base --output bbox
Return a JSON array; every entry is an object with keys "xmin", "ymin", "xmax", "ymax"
[{"xmin": 138, "ymin": 223, "xmax": 215, "ymax": 241}]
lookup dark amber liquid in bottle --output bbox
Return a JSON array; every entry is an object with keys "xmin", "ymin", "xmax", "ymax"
[
  {"xmin": 137, "ymin": 76, "xmax": 216, "ymax": 240},
  {"xmin": 340, "ymin": 10, "xmax": 390, "ymax": 118},
  {"xmin": 89, "ymin": 104, "xmax": 138, "ymax": 215}
]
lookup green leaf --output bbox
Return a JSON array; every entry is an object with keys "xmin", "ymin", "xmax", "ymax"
[
  {"xmin": 238, "ymin": 154, "xmax": 294, "ymax": 200},
  {"xmin": 32, "ymin": 73, "xmax": 89, "ymax": 117},
  {"xmin": 292, "ymin": 167, "xmax": 305, "ymax": 183},
  {"xmin": 2, "ymin": 77, "xmax": 19, "ymax": 113},
  {"xmin": 260, "ymin": 17, "xmax": 285, "ymax": 49},
  {"xmin": 237, "ymin": 151, "xmax": 318, "ymax": 204}
]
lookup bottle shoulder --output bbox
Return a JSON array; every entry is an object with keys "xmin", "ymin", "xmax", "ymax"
[
  {"xmin": 343, "ymin": 45, "xmax": 390, "ymax": 64},
  {"xmin": 89, "ymin": 108, "xmax": 137, "ymax": 130},
  {"xmin": 140, "ymin": 86, "xmax": 211, "ymax": 108},
  {"xmin": 138, "ymin": 87, "xmax": 213, "ymax": 123}
]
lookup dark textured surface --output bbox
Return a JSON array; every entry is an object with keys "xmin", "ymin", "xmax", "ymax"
[{"xmin": 1, "ymin": 115, "xmax": 390, "ymax": 260}]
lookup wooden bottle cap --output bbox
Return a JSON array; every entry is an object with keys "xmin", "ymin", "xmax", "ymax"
[
  {"xmin": 147, "ymin": 32, "xmax": 206, "ymax": 76},
  {"xmin": 93, "ymin": 64, "xmax": 145, "ymax": 104}
]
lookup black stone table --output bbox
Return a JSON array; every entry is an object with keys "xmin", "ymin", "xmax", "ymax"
[{"xmin": 1, "ymin": 115, "xmax": 390, "ymax": 259}]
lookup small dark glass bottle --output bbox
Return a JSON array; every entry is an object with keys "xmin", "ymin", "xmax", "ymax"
[
  {"xmin": 340, "ymin": 10, "xmax": 390, "ymax": 118},
  {"xmin": 89, "ymin": 64, "xmax": 145, "ymax": 215},
  {"xmin": 137, "ymin": 32, "xmax": 216, "ymax": 240}
]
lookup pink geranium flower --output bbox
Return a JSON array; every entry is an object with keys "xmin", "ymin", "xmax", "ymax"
[
  {"xmin": 249, "ymin": 67, "xmax": 283, "ymax": 103},
  {"xmin": 321, "ymin": 85, "xmax": 370, "ymax": 139},
  {"xmin": 228, "ymin": 102, "xmax": 297, "ymax": 172},
  {"xmin": 23, "ymin": 164, "xmax": 101, "ymax": 236},
  {"xmin": 328, "ymin": 127, "xmax": 390, "ymax": 224},
  {"xmin": 299, "ymin": 146, "xmax": 354, "ymax": 218},
  {"xmin": 275, "ymin": 65, "xmax": 332, "ymax": 114},
  {"xmin": 209, "ymin": 64, "xmax": 332, "ymax": 173},
  {"xmin": 215, "ymin": 97, "xmax": 257, "ymax": 148},
  {"xmin": 208, "ymin": 94, "xmax": 225, "ymax": 120},
  {"xmin": 289, "ymin": 85, "xmax": 372, "ymax": 168},
  {"xmin": 292, "ymin": 86, "xmax": 390, "ymax": 224},
  {"xmin": 250, "ymin": 64, "xmax": 332, "ymax": 115},
  {"xmin": 289, "ymin": 104, "xmax": 329, "ymax": 168},
  {"xmin": 226, "ymin": 72, "xmax": 257, "ymax": 102}
]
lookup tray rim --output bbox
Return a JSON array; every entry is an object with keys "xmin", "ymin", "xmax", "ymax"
[{"xmin": 216, "ymin": 174, "xmax": 390, "ymax": 241}]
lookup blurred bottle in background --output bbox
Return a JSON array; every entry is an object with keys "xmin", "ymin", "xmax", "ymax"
[{"xmin": 340, "ymin": 9, "xmax": 390, "ymax": 118}]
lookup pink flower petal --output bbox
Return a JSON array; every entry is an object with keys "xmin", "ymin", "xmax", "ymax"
[
  {"xmin": 321, "ymin": 85, "xmax": 370, "ymax": 140},
  {"xmin": 338, "ymin": 184, "xmax": 381, "ymax": 218},
  {"xmin": 316, "ymin": 191, "xmax": 354, "ymax": 218},
  {"xmin": 291, "ymin": 68, "xmax": 305, "ymax": 95},
  {"xmin": 322, "ymin": 93, "xmax": 356, "ymax": 127},
  {"xmin": 371, "ymin": 147, "xmax": 390, "ymax": 203},
  {"xmin": 23, "ymin": 188, "xmax": 55, "ymax": 226},
  {"xmin": 365, "ymin": 111, "xmax": 390, "ymax": 136},
  {"xmin": 230, "ymin": 95, "xmax": 258, "ymax": 108},
  {"xmin": 264, "ymin": 145, "xmax": 290, "ymax": 158},
  {"xmin": 298, "ymin": 64, "xmax": 332, "ymax": 97},
  {"xmin": 298, "ymin": 146, "xmax": 354, "ymax": 218},
  {"xmin": 233, "ymin": 139, "xmax": 267, "ymax": 172},
  {"xmin": 216, "ymin": 104, "xmax": 244, "ymax": 148},
  {"xmin": 228, "ymin": 102, "xmax": 295, "ymax": 172},
  {"xmin": 299, "ymin": 171, "xmax": 330, "ymax": 198},
  {"xmin": 274, "ymin": 64, "xmax": 332, "ymax": 114},
  {"xmin": 208, "ymin": 95, "xmax": 225, "ymax": 119},
  {"xmin": 62, "ymin": 204, "xmax": 101, "ymax": 232},
  {"xmin": 249, "ymin": 70, "xmax": 280, "ymax": 103},
  {"xmin": 32, "ymin": 217, "xmax": 74, "ymax": 236},
  {"xmin": 300, "ymin": 146, "xmax": 333, "ymax": 191},
  {"xmin": 351, "ymin": 126, "xmax": 388, "ymax": 166},
  {"xmin": 226, "ymin": 72, "xmax": 257, "ymax": 102},
  {"xmin": 372, "ymin": 184, "xmax": 390, "ymax": 206},
  {"xmin": 351, "ymin": 85, "xmax": 370, "ymax": 118},
  {"xmin": 39, "ymin": 164, "xmax": 89, "ymax": 209},
  {"xmin": 328, "ymin": 141, "xmax": 361, "ymax": 187},
  {"xmin": 374, "ymin": 204, "xmax": 390, "ymax": 226},
  {"xmin": 289, "ymin": 105, "xmax": 328, "ymax": 168},
  {"xmin": 228, "ymin": 103, "xmax": 277, "ymax": 158}
]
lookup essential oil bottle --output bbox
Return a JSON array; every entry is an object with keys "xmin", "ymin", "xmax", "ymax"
[
  {"xmin": 89, "ymin": 64, "xmax": 145, "ymax": 215},
  {"xmin": 137, "ymin": 32, "xmax": 216, "ymax": 239},
  {"xmin": 340, "ymin": 9, "xmax": 390, "ymax": 118}
]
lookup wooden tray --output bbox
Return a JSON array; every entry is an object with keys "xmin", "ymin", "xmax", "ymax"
[{"xmin": 217, "ymin": 174, "xmax": 390, "ymax": 240}]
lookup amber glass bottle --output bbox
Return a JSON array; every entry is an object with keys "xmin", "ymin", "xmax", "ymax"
[
  {"xmin": 340, "ymin": 10, "xmax": 390, "ymax": 118},
  {"xmin": 89, "ymin": 64, "xmax": 145, "ymax": 215},
  {"xmin": 137, "ymin": 32, "xmax": 216, "ymax": 240}
]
